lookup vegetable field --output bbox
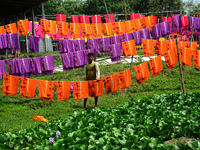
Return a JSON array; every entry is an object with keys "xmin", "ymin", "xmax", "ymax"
[{"xmin": 1, "ymin": 92, "xmax": 200, "ymax": 149}]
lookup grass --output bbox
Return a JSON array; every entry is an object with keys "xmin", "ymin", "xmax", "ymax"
[{"xmin": 1, "ymin": 56, "xmax": 200, "ymax": 133}]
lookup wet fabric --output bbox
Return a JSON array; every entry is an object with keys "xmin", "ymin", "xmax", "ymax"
[
  {"xmin": 189, "ymin": 16, "xmax": 198, "ymax": 31},
  {"xmin": 193, "ymin": 50, "xmax": 200, "ymax": 67},
  {"xmin": 0, "ymin": 34, "xmax": 7, "ymax": 50},
  {"xmin": 118, "ymin": 69, "xmax": 132, "ymax": 90},
  {"xmin": 104, "ymin": 74, "xmax": 119, "ymax": 94},
  {"xmin": 140, "ymin": 28, "xmax": 150, "ymax": 40},
  {"xmin": 0, "ymin": 60, "xmax": 6, "ymax": 79},
  {"xmin": 181, "ymin": 16, "xmax": 189, "ymax": 30},
  {"xmin": 110, "ymin": 35, "xmax": 121, "ymax": 44},
  {"xmin": 56, "ymin": 81, "xmax": 71, "ymax": 101},
  {"xmin": 171, "ymin": 15, "xmax": 181, "ymax": 33},
  {"xmin": 122, "ymin": 40, "xmax": 137, "ymax": 57},
  {"xmin": 152, "ymin": 24, "xmax": 162, "ymax": 40},
  {"xmin": 73, "ymin": 81, "xmax": 89, "ymax": 100},
  {"xmin": 91, "ymin": 15, "xmax": 102, "ymax": 24},
  {"xmin": 61, "ymin": 52, "xmax": 74, "ymax": 72},
  {"xmin": 163, "ymin": 48, "xmax": 177, "ymax": 70},
  {"xmin": 74, "ymin": 50, "xmax": 87, "ymax": 68},
  {"xmin": 131, "ymin": 18, "xmax": 145, "ymax": 31},
  {"xmin": 70, "ymin": 23, "xmax": 81, "ymax": 38},
  {"xmin": 104, "ymin": 14, "xmax": 115, "ymax": 25},
  {"xmin": 40, "ymin": 55, "xmax": 54, "ymax": 75},
  {"xmin": 15, "ymin": 58, "xmax": 32, "ymax": 78},
  {"xmin": 115, "ymin": 22, "xmax": 125, "ymax": 35},
  {"xmin": 166, "ymin": 40, "xmax": 178, "ymax": 63},
  {"xmin": 3, "ymin": 74, "xmax": 20, "ymax": 96},
  {"xmin": 80, "ymin": 23, "xmax": 92, "ymax": 38},
  {"xmin": 109, "ymin": 43, "xmax": 122, "ymax": 62},
  {"xmin": 59, "ymin": 39, "xmax": 74, "ymax": 53},
  {"xmin": 71, "ymin": 39, "xmax": 85, "ymax": 51},
  {"xmin": 39, "ymin": 80, "xmax": 55, "ymax": 101},
  {"xmin": 142, "ymin": 39, "xmax": 155, "ymax": 56},
  {"xmin": 0, "ymin": 26, "xmax": 5, "ymax": 34},
  {"xmin": 130, "ymin": 13, "xmax": 145, "ymax": 20},
  {"xmin": 40, "ymin": 18, "xmax": 49, "ymax": 34},
  {"xmin": 102, "ymin": 23, "xmax": 113, "ymax": 36},
  {"xmin": 28, "ymin": 35, "xmax": 39, "ymax": 53},
  {"xmin": 20, "ymin": 77, "xmax": 37, "ymax": 98},
  {"xmin": 149, "ymin": 56, "xmax": 163, "ymax": 77},
  {"xmin": 7, "ymin": 33, "xmax": 20, "ymax": 51},
  {"xmin": 124, "ymin": 20, "xmax": 134, "ymax": 33},
  {"xmin": 180, "ymin": 47, "xmax": 192, "ymax": 66},
  {"xmin": 144, "ymin": 15, "xmax": 154, "ymax": 30},
  {"xmin": 47, "ymin": 20, "xmax": 57, "ymax": 35},
  {"xmin": 133, "ymin": 31, "xmax": 142, "ymax": 45},
  {"xmin": 7, "ymin": 59, "xmax": 16, "ymax": 75},
  {"xmin": 153, "ymin": 16, "xmax": 157, "ymax": 25},
  {"xmin": 71, "ymin": 15, "xmax": 79, "ymax": 23},
  {"xmin": 56, "ymin": 14, "xmax": 66, "ymax": 22},
  {"xmin": 87, "ymin": 38, "xmax": 99, "ymax": 53},
  {"xmin": 134, "ymin": 61, "xmax": 150, "ymax": 85},
  {"xmin": 80, "ymin": 15, "xmax": 90, "ymax": 23},
  {"xmin": 156, "ymin": 40, "xmax": 168, "ymax": 56},
  {"xmin": 17, "ymin": 18, "xmax": 29, "ymax": 36},
  {"xmin": 57, "ymin": 21, "xmax": 68, "ymax": 36},
  {"xmin": 160, "ymin": 21, "xmax": 171, "ymax": 37},
  {"xmin": 30, "ymin": 57, "xmax": 41, "ymax": 74},
  {"xmin": 99, "ymin": 37, "xmax": 111, "ymax": 53},
  {"xmin": 122, "ymin": 32, "xmax": 134, "ymax": 42},
  {"xmin": 88, "ymin": 79, "xmax": 104, "ymax": 97},
  {"xmin": 162, "ymin": 17, "xmax": 172, "ymax": 27},
  {"xmin": 5, "ymin": 23, "xmax": 17, "ymax": 34},
  {"xmin": 91, "ymin": 23, "xmax": 103, "ymax": 38}
]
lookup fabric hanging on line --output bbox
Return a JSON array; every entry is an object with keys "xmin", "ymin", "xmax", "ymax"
[
  {"xmin": 149, "ymin": 56, "xmax": 163, "ymax": 77},
  {"xmin": 71, "ymin": 15, "xmax": 79, "ymax": 23},
  {"xmin": 91, "ymin": 15, "xmax": 102, "ymax": 24},
  {"xmin": 56, "ymin": 14, "xmax": 66, "ymax": 23},
  {"xmin": 131, "ymin": 18, "xmax": 145, "ymax": 31},
  {"xmin": 6, "ymin": 33, "xmax": 19, "ymax": 51},
  {"xmin": 57, "ymin": 21, "xmax": 68, "ymax": 36},
  {"xmin": 130, "ymin": 13, "xmax": 145, "ymax": 20},
  {"xmin": 110, "ymin": 35, "xmax": 122, "ymax": 44},
  {"xmin": 118, "ymin": 69, "xmax": 132, "ymax": 90},
  {"xmin": 61, "ymin": 52, "xmax": 74, "ymax": 72},
  {"xmin": 0, "ymin": 60, "xmax": 6, "ymax": 79},
  {"xmin": 152, "ymin": 24, "xmax": 162, "ymax": 40},
  {"xmin": 122, "ymin": 40, "xmax": 137, "ymax": 58},
  {"xmin": 103, "ymin": 14, "xmax": 115, "ymax": 25},
  {"xmin": 70, "ymin": 23, "xmax": 81, "ymax": 38},
  {"xmin": 114, "ymin": 22, "xmax": 125, "ymax": 35},
  {"xmin": 74, "ymin": 50, "xmax": 87, "ymax": 69},
  {"xmin": 142, "ymin": 39, "xmax": 155, "ymax": 56},
  {"xmin": 28, "ymin": 35, "xmax": 39, "ymax": 53},
  {"xmin": 3, "ymin": 74, "xmax": 20, "ymax": 96},
  {"xmin": 103, "ymin": 74, "xmax": 119, "ymax": 94},
  {"xmin": 56, "ymin": 81, "xmax": 71, "ymax": 101},
  {"xmin": 178, "ymin": 41, "xmax": 190, "ymax": 49},
  {"xmin": 160, "ymin": 21, "xmax": 171, "ymax": 37},
  {"xmin": 181, "ymin": 16, "xmax": 189, "ymax": 31},
  {"xmin": 80, "ymin": 15, "xmax": 90, "ymax": 23},
  {"xmin": 179, "ymin": 47, "xmax": 192, "ymax": 66},
  {"xmin": 0, "ymin": 26, "xmax": 5, "ymax": 34},
  {"xmin": 189, "ymin": 16, "xmax": 198, "ymax": 32},
  {"xmin": 20, "ymin": 77, "xmax": 37, "ymax": 98},
  {"xmin": 144, "ymin": 15, "xmax": 154, "ymax": 30},
  {"xmin": 88, "ymin": 79, "xmax": 104, "ymax": 97},
  {"xmin": 59, "ymin": 39, "xmax": 74, "ymax": 54},
  {"xmin": 122, "ymin": 32, "xmax": 134, "ymax": 42},
  {"xmin": 73, "ymin": 81, "xmax": 89, "ymax": 100},
  {"xmin": 17, "ymin": 18, "xmax": 29, "ymax": 36},
  {"xmin": 39, "ymin": 80, "xmax": 55, "ymax": 101},
  {"xmin": 133, "ymin": 30, "xmax": 142, "ymax": 45},
  {"xmin": 47, "ymin": 20, "xmax": 57, "ymax": 35},
  {"xmin": 80, "ymin": 23, "xmax": 92, "ymax": 38},
  {"xmin": 7, "ymin": 59, "xmax": 16, "ymax": 76},
  {"xmin": 40, "ymin": 18, "xmax": 49, "ymax": 34},
  {"xmin": 108, "ymin": 43, "xmax": 122, "ymax": 62},
  {"xmin": 124, "ymin": 20, "xmax": 134, "ymax": 33},
  {"xmin": 166, "ymin": 40, "xmax": 178, "ymax": 63},
  {"xmin": 30, "ymin": 57, "xmax": 41, "ymax": 75},
  {"xmin": 102, "ymin": 23, "xmax": 113, "ymax": 36},
  {"xmin": 193, "ymin": 50, "xmax": 200, "ymax": 67},
  {"xmin": 0, "ymin": 34, "xmax": 7, "ymax": 50},
  {"xmin": 99, "ymin": 37, "xmax": 111, "ymax": 53},
  {"xmin": 40, "ymin": 55, "xmax": 54, "ymax": 75},
  {"xmin": 162, "ymin": 17, "xmax": 172, "ymax": 27},
  {"xmin": 71, "ymin": 39, "xmax": 85, "ymax": 51},
  {"xmin": 171, "ymin": 15, "xmax": 181, "ymax": 33},
  {"xmin": 190, "ymin": 42, "xmax": 198, "ymax": 56},
  {"xmin": 153, "ymin": 16, "xmax": 157, "ymax": 25},
  {"xmin": 5, "ymin": 23, "xmax": 17, "ymax": 34},
  {"xmin": 87, "ymin": 38, "xmax": 99, "ymax": 53},
  {"xmin": 15, "ymin": 58, "xmax": 32, "ymax": 78},
  {"xmin": 140, "ymin": 28, "xmax": 151, "ymax": 40},
  {"xmin": 163, "ymin": 48, "xmax": 177, "ymax": 70},
  {"xmin": 134, "ymin": 61, "xmax": 150, "ymax": 85},
  {"xmin": 91, "ymin": 23, "xmax": 103, "ymax": 38},
  {"xmin": 156, "ymin": 40, "xmax": 168, "ymax": 56}
]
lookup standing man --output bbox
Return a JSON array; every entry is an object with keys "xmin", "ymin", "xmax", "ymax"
[{"xmin": 84, "ymin": 53, "xmax": 100, "ymax": 109}]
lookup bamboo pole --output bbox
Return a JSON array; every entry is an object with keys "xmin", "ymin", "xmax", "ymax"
[
  {"xmin": 24, "ymin": 11, "xmax": 29, "ymax": 53},
  {"xmin": 103, "ymin": 0, "xmax": 111, "ymax": 23},
  {"xmin": 123, "ymin": 0, "xmax": 127, "ymax": 21},
  {"xmin": 41, "ymin": 2, "xmax": 47, "ymax": 52}
]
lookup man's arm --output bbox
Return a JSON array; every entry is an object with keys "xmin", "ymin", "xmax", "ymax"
[{"xmin": 95, "ymin": 62, "xmax": 100, "ymax": 80}]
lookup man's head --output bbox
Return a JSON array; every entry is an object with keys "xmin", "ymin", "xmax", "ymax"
[{"xmin": 88, "ymin": 53, "xmax": 94, "ymax": 62}]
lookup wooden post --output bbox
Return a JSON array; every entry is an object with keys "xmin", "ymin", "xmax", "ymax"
[
  {"xmin": 32, "ymin": 8, "xmax": 35, "ymax": 36},
  {"xmin": 24, "ymin": 11, "xmax": 29, "ymax": 53},
  {"xmin": 41, "ymin": 2, "xmax": 47, "ymax": 52},
  {"xmin": 176, "ymin": 39, "xmax": 185, "ymax": 93},
  {"xmin": 16, "ymin": 16, "xmax": 20, "ymax": 58},
  {"xmin": 180, "ymin": 0, "xmax": 182, "ymax": 41},
  {"xmin": 103, "ymin": 0, "xmax": 111, "ymax": 23},
  {"xmin": 123, "ymin": 0, "xmax": 127, "ymax": 21}
]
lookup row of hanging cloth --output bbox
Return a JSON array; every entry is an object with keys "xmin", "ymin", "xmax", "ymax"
[
  {"xmin": 0, "ymin": 33, "xmax": 19, "ymax": 52},
  {"xmin": 7, "ymin": 55, "xmax": 54, "ymax": 78},
  {"xmin": 2, "ymin": 69, "xmax": 132, "ymax": 101}
]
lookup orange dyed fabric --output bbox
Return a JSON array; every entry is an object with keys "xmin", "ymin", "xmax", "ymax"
[
  {"xmin": 134, "ymin": 61, "xmax": 150, "ymax": 85},
  {"xmin": 103, "ymin": 74, "xmax": 119, "ymax": 94},
  {"xmin": 33, "ymin": 115, "xmax": 49, "ymax": 122},
  {"xmin": 5, "ymin": 23, "xmax": 17, "ymax": 34},
  {"xmin": 80, "ymin": 23, "xmax": 92, "ymax": 38},
  {"xmin": 118, "ymin": 69, "xmax": 132, "ymax": 90},
  {"xmin": 193, "ymin": 50, "xmax": 200, "ymax": 67},
  {"xmin": 122, "ymin": 40, "xmax": 137, "ymax": 57},
  {"xmin": 131, "ymin": 18, "xmax": 144, "ymax": 31},
  {"xmin": 3, "ymin": 74, "xmax": 20, "ymax": 96},
  {"xmin": 124, "ymin": 20, "xmax": 134, "ymax": 33},
  {"xmin": 114, "ymin": 22, "xmax": 125, "ymax": 35},
  {"xmin": 166, "ymin": 40, "xmax": 178, "ymax": 63},
  {"xmin": 180, "ymin": 47, "xmax": 192, "ymax": 66},
  {"xmin": 88, "ymin": 79, "xmax": 104, "ymax": 97},
  {"xmin": 149, "ymin": 56, "xmax": 163, "ymax": 77},
  {"xmin": 20, "ymin": 77, "xmax": 37, "ymax": 98},
  {"xmin": 39, "ymin": 80, "xmax": 55, "ymax": 101},
  {"xmin": 57, "ymin": 21, "xmax": 68, "ymax": 36},
  {"xmin": 190, "ymin": 42, "xmax": 197, "ymax": 56},
  {"xmin": 91, "ymin": 23, "xmax": 103, "ymax": 38},
  {"xmin": 142, "ymin": 39, "xmax": 155, "ymax": 56},
  {"xmin": 163, "ymin": 48, "xmax": 177, "ymax": 70},
  {"xmin": 102, "ymin": 23, "xmax": 113, "ymax": 36},
  {"xmin": 70, "ymin": 23, "xmax": 80, "ymax": 38},
  {"xmin": 73, "ymin": 81, "xmax": 89, "ymax": 100},
  {"xmin": 40, "ymin": 18, "xmax": 49, "ymax": 34},
  {"xmin": 178, "ymin": 41, "xmax": 190, "ymax": 49},
  {"xmin": 0, "ymin": 26, "xmax": 5, "ymax": 34},
  {"xmin": 156, "ymin": 41, "xmax": 168, "ymax": 56},
  {"xmin": 48, "ymin": 20, "xmax": 57, "ymax": 35},
  {"xmin": 144, "ymin": 16, "xmax": 154, "ymax": 30},
  {"xmin": 17, "ymin": 19, "xmax": 29, "ymax": 36},
  {"xmin": 56, "ymin": 81, "xmax": 71, "ymax": 101}
]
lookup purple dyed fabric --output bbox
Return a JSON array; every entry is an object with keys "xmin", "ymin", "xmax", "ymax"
[
  {"xmin": 30, "ymin": 57, "xmax": 41, "ymax": 74},
  {"xmin": 133, "ymin": 31, "xmax": 142, "ymax": 45},
  {"xmin": 87, "ymin": 38, "xmax": 99, "ymax": 53},
  {"xmin": 197, "ymin": 18, "xmax": 200, "ymax": 35},
  {"xmin": 59, "ymin": 39, "xmax": 64, "ymax": 53},
  {"xmin": 189, "ymin": 16, "xmax": 198, "ymax": 31},
  {"xmin": 109, "ymin": 43, "xmax": 122, "ymax": 62},
  {"xmin": 122, "ymin": 33, "xmax": 134, "ymax": 42},
  {"xmin": 7, "ymin": 59, "xmax": 16, "ymax": 75},
  {"xmin": 29, "ymin": 35, "xmax": 39, "ymax": 53},
  {"xmin": 72, "ymin": 39, "xmax": 85, "ymax": 51},
  {"xmin": 61, "ymin": 52, "xmax": 74, "ymax": 72},
  {"xmin": 74, "ymin": 51, "xmax": 86, "ymax": 68},
  {"xmin": 171, "ymin": 15, "xmax": 181, "ymax": 33},
  {"xmin": 99, "ymin": 37, "xmax": 111, "ymax": 53},
  {"xmin": 1, "ymin": 34, "xmax": 7, "ymax": 49},
  {"xmin": 152, "ymin": 24, "xmax": 162, "ymax": 40},
  {"xmin": 160, "ymin": 21, "xmax": 171, "ymax": 37},
  {"xmin": 140, "ymin": 28, "xmax": 150, "ymax": 40},
  {"xmin": 40, "ymin": 55, "xmax": 54, "ymax": 75},
  {"xmin": 0, "ymin": 60, "xmax": 6, "ymax": 79},
  {"xmin": 110, "ymin": 35, "xmax": 121, "ymax": 44}
]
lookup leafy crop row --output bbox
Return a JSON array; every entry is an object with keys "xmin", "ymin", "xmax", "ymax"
[{"xmin": 1, "ymin": 92, "xmax": 200, "ymax": 149}]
